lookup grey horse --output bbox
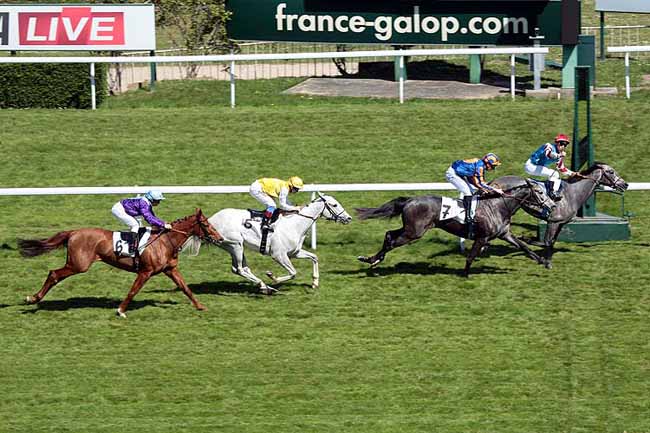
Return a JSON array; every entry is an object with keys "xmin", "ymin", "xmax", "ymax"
[
  {"xmin": 519, "ymin": 162, "xmax": 628, "ymax": 268},
  {"xmin": 356, "ymin": 176, "xmax": 550, "ymax": 276}
]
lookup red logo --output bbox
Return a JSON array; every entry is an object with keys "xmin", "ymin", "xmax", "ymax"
[{"xmin": 18, "ymin": 7, "xmax": 124, "ymax": 45}]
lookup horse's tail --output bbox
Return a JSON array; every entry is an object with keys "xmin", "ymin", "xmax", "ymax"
[
  {"xmin": 18, "ymin": 231, "xmax": 72, "ymax": 258},
  {"xmin": 355, "ymin": 197, "xmax": 411, "ymax": 220}
]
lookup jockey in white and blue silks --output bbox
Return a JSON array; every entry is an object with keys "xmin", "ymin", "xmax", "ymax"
[
  {"xmin": 445, "ymin": 153, "xmax": 504, "ymax": 239},
  {"xmin": 524, "ymin": 134, "xmax": 575, "ymax": 201}
]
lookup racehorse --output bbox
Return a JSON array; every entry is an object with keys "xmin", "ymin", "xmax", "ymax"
[
  {"xmin": 18, "ymin": 208, "xmax": 223, "ymax": 318},
  {"xmin": 208, "ymin": 193, "xmax": 352, "ymax": 293},
  {"xmin": 519, "ymin": 162, "xmax": 628, "ymax": 268},
  {"xmin": 356, "ymin": 176, "xmax": 550, "ymax": 276}
]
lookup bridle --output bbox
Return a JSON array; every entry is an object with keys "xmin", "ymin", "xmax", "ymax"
[
  {"xmin": 297, "ymin": 195, "xmax": 348, "ymax": 222},
  {"xmin": 142, "ymin": 214, "xmax": 221, "ymax": 250}
]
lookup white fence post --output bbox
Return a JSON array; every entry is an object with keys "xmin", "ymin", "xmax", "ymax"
[
  {"xmin": 510, "ymin": 54, "xmax": 516, "ymax": 100},
  {"xmin": 311, "ymin": 191, "xmax": 317, "ymax": 250},
  {"xmin": 230, "ymin": 51, "xmax": 236, "ymax": 108},
  {"xmin": 398, "ymin": 55, "xmax": 405, "ymax": 104},
  {"xmin": 90, "ymin": 62, "xmax": 96, "ymax": 110},
  {"xmin": 625, "ymin": 52, "xmax": 631, "ymax": 99}
]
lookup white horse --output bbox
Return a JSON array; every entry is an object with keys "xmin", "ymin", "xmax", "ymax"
[{"xmin": 208, "ymin": 193, "xmax": 352, "ymax": 293}]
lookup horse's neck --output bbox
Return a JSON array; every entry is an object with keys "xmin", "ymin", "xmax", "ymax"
[
  {"xmin": 289, "ymin": 201, "xmax": 324, "ymax": 232},
  {"xmin": 566, "ymin": 176, "xmax": 598, "ymax": 206}
]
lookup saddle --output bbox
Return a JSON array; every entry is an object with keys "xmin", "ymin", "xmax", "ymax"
[
  {"xmin": 525, "ymin": 178, "xmax": 557, "ymax": 218},
  {"xmin": 247, "ymin": 208, "xmax": 281, "ymax": 224},
  {"xmin": 112, "ymin": 227, "xmax": 151, "ymax": 258}
]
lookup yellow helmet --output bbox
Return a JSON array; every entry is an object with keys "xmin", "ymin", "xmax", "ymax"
[{"xmin": 288, "ymin": 176, "xmax": 304, "ymax": 190}]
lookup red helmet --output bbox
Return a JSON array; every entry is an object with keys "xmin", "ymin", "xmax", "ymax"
[{"xmin": 555, "ymin": 134, "xmax": 570, "ymax": 144}]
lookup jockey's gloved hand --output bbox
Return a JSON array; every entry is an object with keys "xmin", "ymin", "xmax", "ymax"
[{"xmin": 164, "ymin": 223, "xmax": 172, "ymax": 230}]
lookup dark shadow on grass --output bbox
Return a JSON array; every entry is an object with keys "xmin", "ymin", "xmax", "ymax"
[
  {"xmin": 20, "ymin": 297, "xmax": 176, "ymax": 314},
  {"xmin": 335, "ymin": 261, "xmax": 508, "ymax": 277},
  {"xmin": 187, "ymin": 281, "xmax": 282, "ymax": 297},
  {"xmin": 0, "ymin": 304, "xmax": 11, "ymax": 309}
]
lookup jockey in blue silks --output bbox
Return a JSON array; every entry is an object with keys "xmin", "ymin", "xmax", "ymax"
[
  {"xmin": 524, "ymin": 133, "xmax": 575, "ymax": 201},
  {"xmin": 445, "ymin": 153, "xmax": 504, "ymax": 240}
]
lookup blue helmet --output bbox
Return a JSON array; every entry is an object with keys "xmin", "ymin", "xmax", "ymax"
[{"xmin": 144, "ymin": 190, "xmax": 165, "ymax": 201}]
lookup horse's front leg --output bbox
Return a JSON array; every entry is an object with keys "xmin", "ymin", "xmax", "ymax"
[
  {"xmin": 358, "ymin": 227, "xmax": 406, "ymax": 267},
  {"xmin": 542, "ymin": 222, "xmax": 564, "ymax": 269},
  {"xmin": 117, "ymin": 270, "xmax": 153, "ymax": 318},
  {"xmin": 266, "ymin": 251, "xmax": 297, "ymax": 286},
  {"xmin": 226, "ymin": 243, "xmax": 276, "ymax": 294},
  {"xmin": 463, "ymin": 237, "xmax": 489, "ymax": 277},
  {"xmin": 499, "ymin": 230, "xmax": 547, "ymax": 267},
  {"xmin": 163, "ymin": 267, "xmax": 206, "ymax": 311}
]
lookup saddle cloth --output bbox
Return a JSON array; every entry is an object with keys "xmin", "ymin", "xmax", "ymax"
[
  {"xmin": 112, "ymin": 227, "xmax": 152, "ymax": 257},
  {"xmin": 440, "ymin": 196, "xmax": 466, "ymax": 223}
]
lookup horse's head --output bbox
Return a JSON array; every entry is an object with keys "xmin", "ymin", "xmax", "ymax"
[
  {"xmin": 584, "ymin": 163, "xmax": 628, "ymax": 192},
  {"xmin": 315, "ymin": 193, "xmax": 352, "ymax": 224},
  {"xmin": 190, "ymin": 208, "xmax": 223, "ymax": 245}
]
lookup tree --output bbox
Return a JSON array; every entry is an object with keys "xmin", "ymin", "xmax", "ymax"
[{"xmin": 154, "ymin": 0, "xmax": 233, "ymax": 78}]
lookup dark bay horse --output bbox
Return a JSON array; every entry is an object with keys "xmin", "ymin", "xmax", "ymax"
[
  {"xmin": 18, "ymin": 208, "xmax": 223, "ymax": 318},
  {"xmin": 356, "ymin": 176, "xmax": 549, "ymax": 276},
  {"xmin": 519, "ymin": 162, "xmax": 628, "ymax": 268}
]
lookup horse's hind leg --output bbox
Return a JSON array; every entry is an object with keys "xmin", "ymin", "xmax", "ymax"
[
  {"xmin": 26, "ymin": 248, "xmax": 95, "ymax": 304},
  {"xmin": 26, "ymin": 265, "xmax": 78, "ymax": 304},
  {"xmin": 359, "ymin": 224, "xmax": 427, "ymax": 267},
  {"xmin": 225, "ymin": 243, "xmax": 276, "ymax": 294}
]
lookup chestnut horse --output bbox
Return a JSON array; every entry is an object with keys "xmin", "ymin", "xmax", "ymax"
[{"xmin": 18, "ymin": 208, "xmax": 222, "ymax": 318}]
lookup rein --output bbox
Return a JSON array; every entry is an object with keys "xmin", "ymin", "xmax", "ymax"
[
  {"xmin": 139, "ymin": 217, "xmax": 218, "ymax": 251},
  {"xmin": 297, "ymin": 196, "xmax": 347, "ymax": 222}
]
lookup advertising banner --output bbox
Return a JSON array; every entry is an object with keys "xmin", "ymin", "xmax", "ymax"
[
  {"xmin": 0, "ymin": 4, "xmax": 155, "ymax": 51},
  {"xmin": 227, "ymin": 0, "xmax": 569, "ymax": 46}
]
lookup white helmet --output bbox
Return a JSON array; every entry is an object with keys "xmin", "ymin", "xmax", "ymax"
[{"xmin": 144, "ymin": 190, "xmax": 165, "ymax": 201}]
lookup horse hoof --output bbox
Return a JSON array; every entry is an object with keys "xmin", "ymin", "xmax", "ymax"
[
  {"xmin": 260, "ymin": 286, "xmax": 277, "ymax": 295},
  {"xmin": 357, "ymin": 256, "xmax": 369, "ymax": 263},
  {"xmin": 265, "ymin": 271, "xmax": 274, "ymax": 278},
  {"xmin": 312, "ymin": 281, "xmax": 319, "ymax": 289},
  {"xmin": 545, "ymin": 261, "xmax": 553, "ymax": 270},
  {"xmin": 196, "ymin": 304, "xmax": 208, "ymax": 311},
  {"xmin": 116, "ymin": 309, "xmax": 127, "ymax": 319},
  {"xmin": 24, "ymin": 295, "xmax": 37, "ymax": 305}
]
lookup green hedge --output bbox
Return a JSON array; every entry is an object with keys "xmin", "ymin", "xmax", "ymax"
[{"xmin": 0, "ymin": 63, "xmax": 108, "ymax": 109}]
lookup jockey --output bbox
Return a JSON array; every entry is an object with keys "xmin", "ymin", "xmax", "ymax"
[
  {"xmin": 524, "ymin": 134, "xmax": 575, "ymax": 201},
  {"xmin": 249, "ymin": 176, "xmax": 304, "ymax": 229},
  {"xmin": 445, "ymin": 153, "xmax": 504, "ymax": 239}
]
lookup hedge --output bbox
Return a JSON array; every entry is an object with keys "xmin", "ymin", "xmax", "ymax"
[{"xmin": 0, "ymin": 63, "xmax": 108, "ymax": 109}]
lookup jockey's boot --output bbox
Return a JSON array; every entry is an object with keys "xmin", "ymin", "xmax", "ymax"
[
  {"xmin": 261, "ymin": 210, "xmax": 274, "ymax": 232},
  {"xmin": 463, "ymin": 196, "xmax": 475, "ymax": 240},
  {"xmin": 129, "ymin": 232, "xmax": 140, "ymax": 270}
]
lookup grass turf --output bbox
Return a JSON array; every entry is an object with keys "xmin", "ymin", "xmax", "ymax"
[{"xmin": 1, "ymin": 80, "xmax": 649, "ymax": 433}]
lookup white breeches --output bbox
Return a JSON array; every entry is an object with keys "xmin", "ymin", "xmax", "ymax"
[
  {"xmin": 445, "ymin": 166, "xmax": 478, "ymax": 218},
  {"xmin": 111, "ymin": 202, "xmax": 140, "ymax": 232},
  {"xmin": 249, "ymin": 181, "xmax": 276, "ymax": 208},
  {"xmin": 445, "ymin": 166, "xmax": 477, "ymax": 197},
  {"xmin": 524, "ymin": 159, "xmax": 561, "ymax": 192}
]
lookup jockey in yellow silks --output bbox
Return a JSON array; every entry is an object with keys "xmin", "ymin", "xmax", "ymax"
[{"xmin": 249, "ymin": 176, "xmax": 304, "ymax": 229}]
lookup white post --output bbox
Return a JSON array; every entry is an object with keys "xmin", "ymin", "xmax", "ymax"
[
  {"xmin": 510, "ymin": 54, "xmax": 515, "ymax": 100},
  {"xmin": 625, "ymin": 52, "xmax": 631, "ymax": 99},
  {"xmin": 90, "ymin": 62, "xmax": 96, "ymax": 110},
  {"xmin": 230, "ymin": 58, "xmax": 236, "ymax": 108},
  {"xmin": 310, "ymin": 191, "xmax": 317, "ymax": 250},
  {"xmin": 398, "ymin": 55, "xmax": 405, "ymax": 104}
]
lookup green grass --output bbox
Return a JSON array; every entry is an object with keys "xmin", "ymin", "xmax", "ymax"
[{"xmin": 1, "ymin": 80, "xmax": 650, "ymax": 433}]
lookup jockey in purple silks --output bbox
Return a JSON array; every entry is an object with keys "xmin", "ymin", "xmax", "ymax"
[
  {"xmin": 111, "ymin": 190, "xmax": 172, "ymax": 260},
  {"xmin": 112, "ymin": 190, "xmax": 172, "ymax": 232}
]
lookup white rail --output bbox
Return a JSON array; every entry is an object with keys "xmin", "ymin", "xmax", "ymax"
[
  {"xmin": 607, "ymin": 45, "xmax": 650, "ymax": 99},
  {"xmin": 1, "ymin": 182, "xmax": 647, "ymax": 249},
  {"xmin": 0, "ymin": 47, "xmax": 549, "ymax": 107}
]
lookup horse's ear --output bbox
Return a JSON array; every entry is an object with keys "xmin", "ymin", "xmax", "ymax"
[{"xmin": 196, "ymin": 208, "xmax": 202, "ymax": 215}]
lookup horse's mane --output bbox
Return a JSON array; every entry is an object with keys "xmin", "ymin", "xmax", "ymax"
[{"xmin": 580, "ymin": 161, "xmax": 607, "ymax": 176}]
